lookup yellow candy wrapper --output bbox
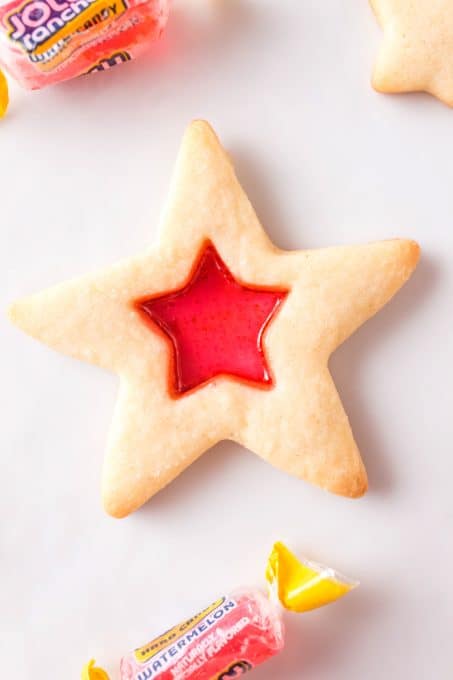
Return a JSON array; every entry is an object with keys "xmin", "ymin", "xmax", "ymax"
[
  {"xmin": 0, "ymin": 69, "xmax": 8, "ymax": 118},
  {"xmin": 82, "ymin": 659, "xmax": 110, "ymax": 680},
  {"xmin": 266, "ymin": 541, "xmax": 358, "ymax": 613},
  {"xmin": 83, "ymin": 543, "xmax": 358, "ymax": 679}
]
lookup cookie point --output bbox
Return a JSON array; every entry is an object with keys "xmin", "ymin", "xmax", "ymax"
[
  {"xmin": 347, "ymin": 476, "xmax": 368, "ymax": 499},
  {"xmin": 189, "ymin": 118, "xmax": 214, "ymax": 132},
  {"xmin": 352, "ymin": 474, "xmax": 368, "ymax": 498},
  {"xmin": 7, "ymin": 299, "xmax": 25, "ymax": 328},
  {"xmin": 407, "ymin": 239, "xmax": 421, "ymax": 264},
  {"xmin": 384, "ymin": 238, "xmax": 420, "ymax": 274},
  {"xmin": 371, "ymin": 72, "xmax": 387, "ymax": 94},
  {"xmin": 331, "ymin": 467, "xmax": 368, "ymax": 499},
  {"xmin": 104, "ymin": 504, "xmax": 129, "ymax": 519},
  {"xmin": 6, "ymin": 302, "xmax": 16, "ymax": 323},
  {"xmin": 398, "ymin": 238, "xmax": 421, "ymax": 274},
  {"xmin": 102, "ymin": 492, "xmax": 131, "ymax": 519},
  {"xmin": 7, "ymin": 298, "xmax": 38, "ymax": 338},
  {"xmin": 185, "ymin": 119, "xmax": 219, "ymax": 144}
]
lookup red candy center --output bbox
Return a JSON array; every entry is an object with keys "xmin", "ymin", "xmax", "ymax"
[{"xmin": 135, "ymin": 242, "xmax": 288, "ymax": 397}]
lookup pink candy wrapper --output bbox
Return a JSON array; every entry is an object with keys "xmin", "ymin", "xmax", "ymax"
[
  {"xmin": 120, "ymin": 589, "xmax": 283, "ymax": 680},
  {"xmin": 83, "ymin": 543, "xmax": 358, "ymax": 680},
  {"xmin": 0, "ymin": 0, "xmax": 169, "ymax": 89}
]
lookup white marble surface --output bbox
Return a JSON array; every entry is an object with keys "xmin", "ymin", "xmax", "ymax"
[{"xmin": 1, "ymin": 2, "xmax": 452, "ymax": 678}]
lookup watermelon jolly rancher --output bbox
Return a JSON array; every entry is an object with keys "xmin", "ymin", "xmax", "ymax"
[
  {"xmin": 0, "ymin": 0, "xmax": 169, "ymax": 101},
  {"xmin": 82, "ymin": 543, "xmax": 358, "ymax": 680}
]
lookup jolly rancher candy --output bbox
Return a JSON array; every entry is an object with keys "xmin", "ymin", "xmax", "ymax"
[
  {"xmin": 82, "ymin": 543, "xmax": 358, "ymax": 680},
  {"xmin": 0, "ymin": 0, "xmax": 169, "ymax": 95}
]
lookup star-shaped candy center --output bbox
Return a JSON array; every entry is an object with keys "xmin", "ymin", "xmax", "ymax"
[{"xmin": 135, "ymin": 242, "xmax": 288, "ymax": 396}]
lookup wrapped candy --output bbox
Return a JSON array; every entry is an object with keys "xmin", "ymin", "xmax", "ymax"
[
  {"xmin": 82, "ymin": 543, "xmax": 358, "ymax": 680},
  {"xmin": 0, "ymin": 0, "xmax": 169, "ymax": 95}
]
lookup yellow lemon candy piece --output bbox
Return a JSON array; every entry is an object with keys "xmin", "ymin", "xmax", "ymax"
[
  {"xmin": 81, "ymin": 659, "xmax": 110, "ymax": 680},
  {"xmin": 266, "ymin": 542, "xmax": 358, "ymax": 613},
  {"xmin": 0, "ymin": 69, "xmax": 8, "ymax": 118}
]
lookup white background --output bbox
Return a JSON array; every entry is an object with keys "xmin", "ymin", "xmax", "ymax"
[{"xmin": 1, "ymin": 2, "xmax": 452, "ymax": 678}]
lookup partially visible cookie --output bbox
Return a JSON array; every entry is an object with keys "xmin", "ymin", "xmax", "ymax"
[
  {"xmin": 9, "ymin": 121, "xmax": 420, "ymax": 517},
  {"xmin": 371, "ymin": 0, "xmax": 453, "ymax": 106}
]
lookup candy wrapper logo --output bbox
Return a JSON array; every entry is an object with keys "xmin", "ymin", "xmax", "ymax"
[
  {"xmin": 4, "ymin": 0, "xmax": 128, "ymax": 71},
  {"xmin": 130, "ymin": 598, "xmax": 242, "ymax": 678},
  {"xmin": 134, "ymin": 598, "xmax": 230, "ymax": 665},
  {"xmin": 216, "ymin": 660, "xmax": 253, "ymax": 678},
  {"xmin": 86, "ymin": 49, "xmax": 130, "ymax": 72}
]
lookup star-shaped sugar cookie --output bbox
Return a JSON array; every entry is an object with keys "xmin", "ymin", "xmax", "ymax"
[
  {"xmin": 9, "ymin": 121, "xmax": 420, "ymax": 518},
  {"xmin": 371, "ymin": 0, "xmax": 453, "ymax": 106}
]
